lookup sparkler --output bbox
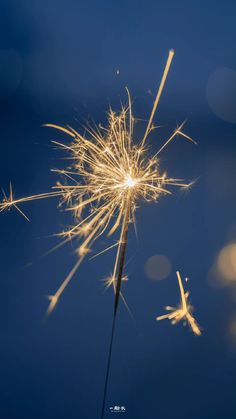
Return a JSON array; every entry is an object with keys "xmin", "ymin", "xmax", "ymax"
[
  {"xmin": 156, "ymin": 271, "xmax": 201, "ymax": 335},
  {"xmin": 0, "ymin": 49, "xmax": 197, "ymax": 417}
]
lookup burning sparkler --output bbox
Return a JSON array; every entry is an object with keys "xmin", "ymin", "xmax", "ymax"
[
  {"xmin": 0, "ymin": 49, "xmax": 194, "ymax": 315},
  {"xmin": 156, "ymin": 271, "xmax": 201, "ymax": 335},
  {"xmin": 0, "ymin": 49, "xmax": 198, "ymax": 417}
]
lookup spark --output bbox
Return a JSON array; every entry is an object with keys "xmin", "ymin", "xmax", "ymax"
[
  {"xmin": 103, "ymin": 274, "xmax": 128, "ymax": 290},
  {"xmin": 0, "ymin": 50, "xmax": 195, "ymax": 316},
  {"xmin": 156, "ymin": 271, "xmax": 201, "ymax": 336}
]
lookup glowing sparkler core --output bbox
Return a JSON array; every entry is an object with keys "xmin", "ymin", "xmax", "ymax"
[
  {"xmin": 124, "ymin": 174, "xmax": 137, "ymax": 188},
  {"xmin": 0, "ymin": 50, "xmax": 195, "ymax": 315}
]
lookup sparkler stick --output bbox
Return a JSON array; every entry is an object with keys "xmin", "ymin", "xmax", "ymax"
[{"xmin": 100, "ymin": 202, "xmax": 130, "ymax": 419}]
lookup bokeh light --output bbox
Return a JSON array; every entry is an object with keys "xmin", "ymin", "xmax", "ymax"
[
  {"xmin": 209, "ymin": 242, "xmax": 236, "ymax": 288},
  {"xmin": 206, "ymin": 67, "xmax": 236, "ymax": 124},
  {"xmin": 217, "ymin": 243, "xmax": 236, "ymax": 282},
  {"xmin": 145, "ymin": 254, "xmax": 171, "ymax": 281}
]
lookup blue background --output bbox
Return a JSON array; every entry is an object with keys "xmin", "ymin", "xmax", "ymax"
[{"xmin": 0, "ymin": 1, "xmax": 236, "ymax": 418}]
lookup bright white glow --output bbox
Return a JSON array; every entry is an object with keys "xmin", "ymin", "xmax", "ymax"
[{"xmin": 125, "ymin": 174, "xmax": 137, "ymax": 188}]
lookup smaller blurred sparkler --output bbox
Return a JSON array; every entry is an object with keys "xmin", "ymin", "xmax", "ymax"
[{"xmin": 156, "ymin": 271, "xmax": 201, "ymax": 336}]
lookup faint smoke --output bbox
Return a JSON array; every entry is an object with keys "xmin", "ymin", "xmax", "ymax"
[
  {"xmin": 227, "ymin": 315, "xmax": 236, "ymax": 351},
  {"xmin": 0, "ymin": 49, "xmax": 23, "ymax": 99}
]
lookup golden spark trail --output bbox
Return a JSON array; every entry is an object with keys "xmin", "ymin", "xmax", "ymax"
[
  {"xmin": 142, "ymin": 49, "xmax": 175, "ymax": 146},
  {"xmin": 156, "ymin": 271, "xmax": 201, "ymax": 336}
]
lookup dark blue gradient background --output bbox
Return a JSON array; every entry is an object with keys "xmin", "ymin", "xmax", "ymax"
[{"xmin": 0, "ymin": 1, "xmax": 236, "ymax": 418}]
